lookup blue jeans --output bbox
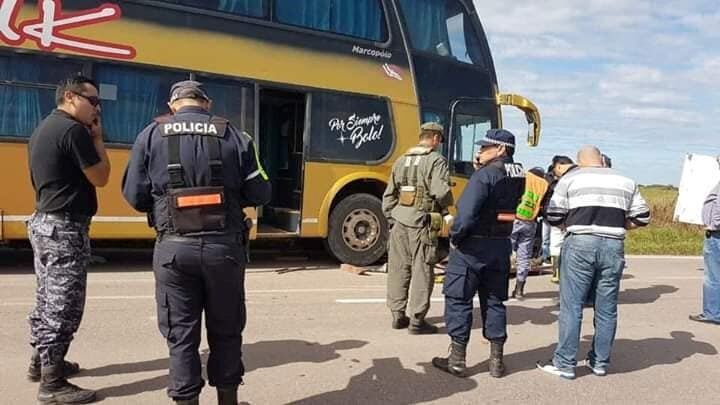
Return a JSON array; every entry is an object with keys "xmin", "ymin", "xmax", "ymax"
[
  {"xmin": 541, "ymin": 220, "xmax": 551, "ymax": 261},
  {"xmin": 703, "ymin": 235, "xmax": 720, "ymax": 321},
  {"xmin": 553, "ymin": 234, "xmax": 625, "ymax": 370}
]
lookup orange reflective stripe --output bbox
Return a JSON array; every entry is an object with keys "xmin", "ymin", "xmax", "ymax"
[
  {"xmin": 176, "ymin": 193, "xmax": 222, "ymax": 208},
  {"xmin": 496, "ymin": 213, "xmax": 516, "ymax": 222}
]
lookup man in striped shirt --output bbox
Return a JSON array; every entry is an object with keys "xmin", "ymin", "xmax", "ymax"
[{"xmin": 537, "ymin": 146, "xmax": 650, "ymax": 379}]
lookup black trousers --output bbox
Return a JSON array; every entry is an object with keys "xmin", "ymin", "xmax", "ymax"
[
  {"xmin": 153, "ymin": 235, "xmax": 246, "ymax": 400},
  {"xmin": 443, "ymin": 238, "xmax": 511, "ymax": 345}
]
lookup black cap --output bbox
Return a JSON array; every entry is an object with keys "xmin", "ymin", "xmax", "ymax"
[
  {"xmin": 169, "ymin": 80, "xmax": 209, "ymax": 103},
  {"xmin": 475, "ymin": 129, "xmax": 516, "ymax": 148}
]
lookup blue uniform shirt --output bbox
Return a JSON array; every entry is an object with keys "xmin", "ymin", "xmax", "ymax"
[
  {"xmin": 450, "ymin": 156, "xmax": 524, "ymax": 247},
  {"xmin": 122, "ymin": 106, "xmax": 271, "ymax": 234}
]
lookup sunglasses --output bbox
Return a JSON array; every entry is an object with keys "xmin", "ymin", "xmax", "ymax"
[{"xmin": 73, "ymin": 92, "xmax": 101, "ymax": 107}]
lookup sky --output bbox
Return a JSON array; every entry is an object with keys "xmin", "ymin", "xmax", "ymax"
[{"xmin": 473, "ymin": 0, "xmax": 720, "ymax": 185}]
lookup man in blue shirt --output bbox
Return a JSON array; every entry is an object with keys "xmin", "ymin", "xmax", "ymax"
[
  {"xmin": 432, "ymin": 129, "xmax": 525, "ymax": 378},
  {"xmin": 690, "ymin": 161, "xmax": 720, "ymax": 325},
  {"xmin": 122, "ymin": 80, "xmax": 271, "ymax": 405}
]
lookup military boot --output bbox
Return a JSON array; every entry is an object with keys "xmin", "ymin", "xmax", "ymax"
[
  {"xmin": 217, "ymin": 386, "xmax": 238, "ymax": 405},
  {"xmin": 489, "ymin": 342, "xmax": 505, "ymax": 378},
  {"xmin": 37, "ymin": 365, "xmax": 96, "ymax": 404},
  {"xmin": 408, "ymin": 320, "xmax": 438, "ymax": 335},
  {"xmin": 174, "ymin": 397, "xmax": 199, "ymax": 405},
  {"xmin": 432, "ymin": 341, "xmax": 467, "ymax": 377},
  {"xmin": 28, "ymin": 349, "xmax": 80, "ymax": 382},
  {"xmin": 511, "ymin": 280, "xmax": 526, "ymax": 299},
  {"xmin": 391, "ymin": 311, "xmax": 410, "ymax": 329}
]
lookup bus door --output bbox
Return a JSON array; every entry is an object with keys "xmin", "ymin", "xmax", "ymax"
[
  {"xmin": 447, "ymin": 97, "xmax": 541, "ymax": 197},
  {"xmin": 256, "ymin": 87, "xmax": 307, "ymax": 237}
]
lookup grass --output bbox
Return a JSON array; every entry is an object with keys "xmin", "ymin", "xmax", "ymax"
[{"xmin": 625, "ymin": 185, "xmax": 705, "ymax": 255}]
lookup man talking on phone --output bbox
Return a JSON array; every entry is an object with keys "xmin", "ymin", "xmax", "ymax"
[{"xmin": 26, "ymin": 75, "xmax": 110, "ymax": 404}]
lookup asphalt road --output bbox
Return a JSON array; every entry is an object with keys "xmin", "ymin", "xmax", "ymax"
[{"xmin": 0, "ymin": 247, "xmax": 717, "ymax": 404}]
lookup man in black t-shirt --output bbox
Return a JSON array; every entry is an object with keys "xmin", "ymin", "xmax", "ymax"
[{"xmin": 26, "ymin": 75, "xmax": 110, "ymax": 404}]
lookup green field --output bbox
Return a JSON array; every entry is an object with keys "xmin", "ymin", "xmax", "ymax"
[{"xmin": 625, "ymin": 185, "xmax": 705, "ymax": 255}]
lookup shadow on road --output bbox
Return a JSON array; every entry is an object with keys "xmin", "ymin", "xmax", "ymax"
[
  {"xmin": 287, "ymin": 357, "xmax": 477, "ymax": 404},
  {"xmin": 619, "ymin": 285, "xmax": 679, "ymax": 304},
  {"xmin": 427, "ymin": 284, "xmax": 680, "ymax": 330},
  {"xmin": 465, "ymin": 330, "xmax": 716, "ymax": 377},
  {"xmin": 92, "ymin": 339, "xmax": 367, "ymax": 400}
]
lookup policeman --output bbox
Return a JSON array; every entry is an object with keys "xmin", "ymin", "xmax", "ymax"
[
  {"xmin": 432, "ymin": 129, "xmax": 524, "ymax": 378},
  {"xmin": 382, "ymin": 122, "xmax": 454, "ymax": 334},
  {"xmin": 122, "ymin": 80, "xmax": 271, "ymax": 405}
]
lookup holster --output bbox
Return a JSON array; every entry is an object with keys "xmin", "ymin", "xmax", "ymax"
[{"xmin": 427, "ymin": 212, "xmax": 443, "ymax": 241}]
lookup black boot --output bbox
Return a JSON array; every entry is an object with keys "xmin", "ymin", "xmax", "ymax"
[
  {"xmin": 391, "ymin": 311, "xmax": 410, "ymax": 329},
  {"xmin": 511, "ymin": 280, "xmax": 526, "ymax": 299},
  {"xmin": 408, "ymin": 320, "xmax": 438, "ymax": 335},
  {"xmin": 28, "ymin": 349, "xmax": 80, "ymax": 382},
  {"xmin": 217, "ymin": 386, "xmax": 238, "ymax": 405},
  {"xmin": 38, "ymin": 365, "xmax": 96, "ymax": 404},
  {"xmin": 432, "ymin": 341, "xmax": 467, "ymax": 377},
  {"xmin": 489, "ymin": 342, "xmax": 505, "ymax": 378},
  {"xmin": 175, "ymin": 397, "xmax": 199, "ymax": 405}
]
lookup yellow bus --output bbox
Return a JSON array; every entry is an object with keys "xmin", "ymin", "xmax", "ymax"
[{"xmin": 0, "ymin": 0, "xmax": 540, "ymax": 265}]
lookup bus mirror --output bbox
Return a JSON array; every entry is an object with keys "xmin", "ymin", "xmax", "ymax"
[{"xmin": 496, "ymin": 93, "xmax": 542, "ymax": 147}]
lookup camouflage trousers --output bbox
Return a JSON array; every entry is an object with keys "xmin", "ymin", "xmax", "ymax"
[{"xmin": 27, "ymin": 212, "xmax": 91, "ymax": 367}]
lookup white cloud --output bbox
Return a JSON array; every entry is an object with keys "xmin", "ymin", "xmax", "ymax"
[{"xmin": 620, "ymin": 107, "xmax": 701, "ymax": 124}]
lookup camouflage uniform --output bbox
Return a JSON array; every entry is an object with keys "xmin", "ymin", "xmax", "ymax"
[
  {"xmin": 27, "ymin": 212, "xmax": 91, "ymax": 367},
  {"xmin": 383, "ymin": 140, "xmax": 453, "ymax": 326}
]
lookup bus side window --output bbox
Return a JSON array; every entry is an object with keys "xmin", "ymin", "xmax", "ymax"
[
  {"xmin": 0, "ymin": 54, "xmax": 81, "ymax": 139},
  {"xmin": 94, "ymin": 65, "xmax": 185, "ymax": 144},
  {"xmin": 274, "ymin": 0, "xmax": 387, "ymax": 41}
]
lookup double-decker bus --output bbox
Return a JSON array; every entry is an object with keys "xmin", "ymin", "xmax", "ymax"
[{"xmin": 0, "ymin": 0, "xmax": 540, "ymax": 265}]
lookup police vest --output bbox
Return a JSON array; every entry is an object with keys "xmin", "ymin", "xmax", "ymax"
[
  {"xmin": 477, "ymin": 159, "xmax": 525, "ymax": 237},
  {"xmin": 156, "ymin": 114, "xmax": 230, "ymax": 235},
  {"xmin": 397, "ymin": 145, "xmax": 440, "ymax": 214}
]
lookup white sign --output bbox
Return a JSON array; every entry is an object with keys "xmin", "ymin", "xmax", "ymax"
[
  {"xmin": 329, "ymin": 113, "xmax": 385, "ymax": 150},
  {"xmin": 674, "ymin": 153, "xmax": 720, "ymax": 225}
]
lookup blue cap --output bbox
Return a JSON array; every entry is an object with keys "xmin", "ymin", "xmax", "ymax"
[
  {"xmin": 170, "ymin": 80, "xmax": 209, "ymax": 103},
  {"xmin": 475, "ymin": 129, "xmax": 516, "ymax": 148}
]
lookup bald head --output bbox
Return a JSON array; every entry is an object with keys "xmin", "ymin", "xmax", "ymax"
[{"xmin": 577, "ymin": 145, "xmax": 603, "ymax": 167}]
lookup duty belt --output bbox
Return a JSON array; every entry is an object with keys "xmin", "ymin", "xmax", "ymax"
[
  {"xmin": 707, "ymin": 230, "xmax": 720, "ymax": 239},
  {"xmin": 36, "ymin": 212, "xmax": 91, "ymax": 224},
  {"xmin": 159, "ymin": 233, "xmax": 244, "ymax": 244}
]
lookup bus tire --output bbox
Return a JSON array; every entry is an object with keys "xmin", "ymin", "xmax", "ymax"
[{"xmin": 326, "ymin": 193, "xmax": 388, "ymax": 266}]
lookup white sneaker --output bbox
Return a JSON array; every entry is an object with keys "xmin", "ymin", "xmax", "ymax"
[
  {"xmin": 584, "ymin": 359, "xmax": 607, "ymax": 376},
  {"xmin": 536, "ymin": 360, "xmax": 575, "ymax": 379}
]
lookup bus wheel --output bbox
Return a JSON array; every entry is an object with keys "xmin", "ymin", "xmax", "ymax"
[{"xmin": 326, "ymin": 193, "xmax": 388, "ymax": 266}]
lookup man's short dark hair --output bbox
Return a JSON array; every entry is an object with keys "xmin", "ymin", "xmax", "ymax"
[
  {"xmin": 56, "ymin": 75, "xmax": 98, "ymax": 106},
  {"xmin": 505, "ymin": 146, "xmax": 515, "ymax": 157},
  {"xmin": 552, "ymin": 155, "xmax": 573, "ymax": 166}
]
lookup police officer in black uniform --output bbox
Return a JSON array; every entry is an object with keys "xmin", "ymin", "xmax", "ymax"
[
  {"xmin": 432, "ymin": 129, "xmax": 524, "ymax": 378},
  {"xmin": 122, "ymin": 80, "xmax": 271, "ymax": 405}
]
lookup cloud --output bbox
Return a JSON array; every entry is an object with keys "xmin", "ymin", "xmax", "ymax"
[
  {"xmin": 620, "ymin": 107, "xmax": 701, "ymax": 125},
  {"xmin": 680, "ymin": 11, "xmax": 720, "ymax": 37}
]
